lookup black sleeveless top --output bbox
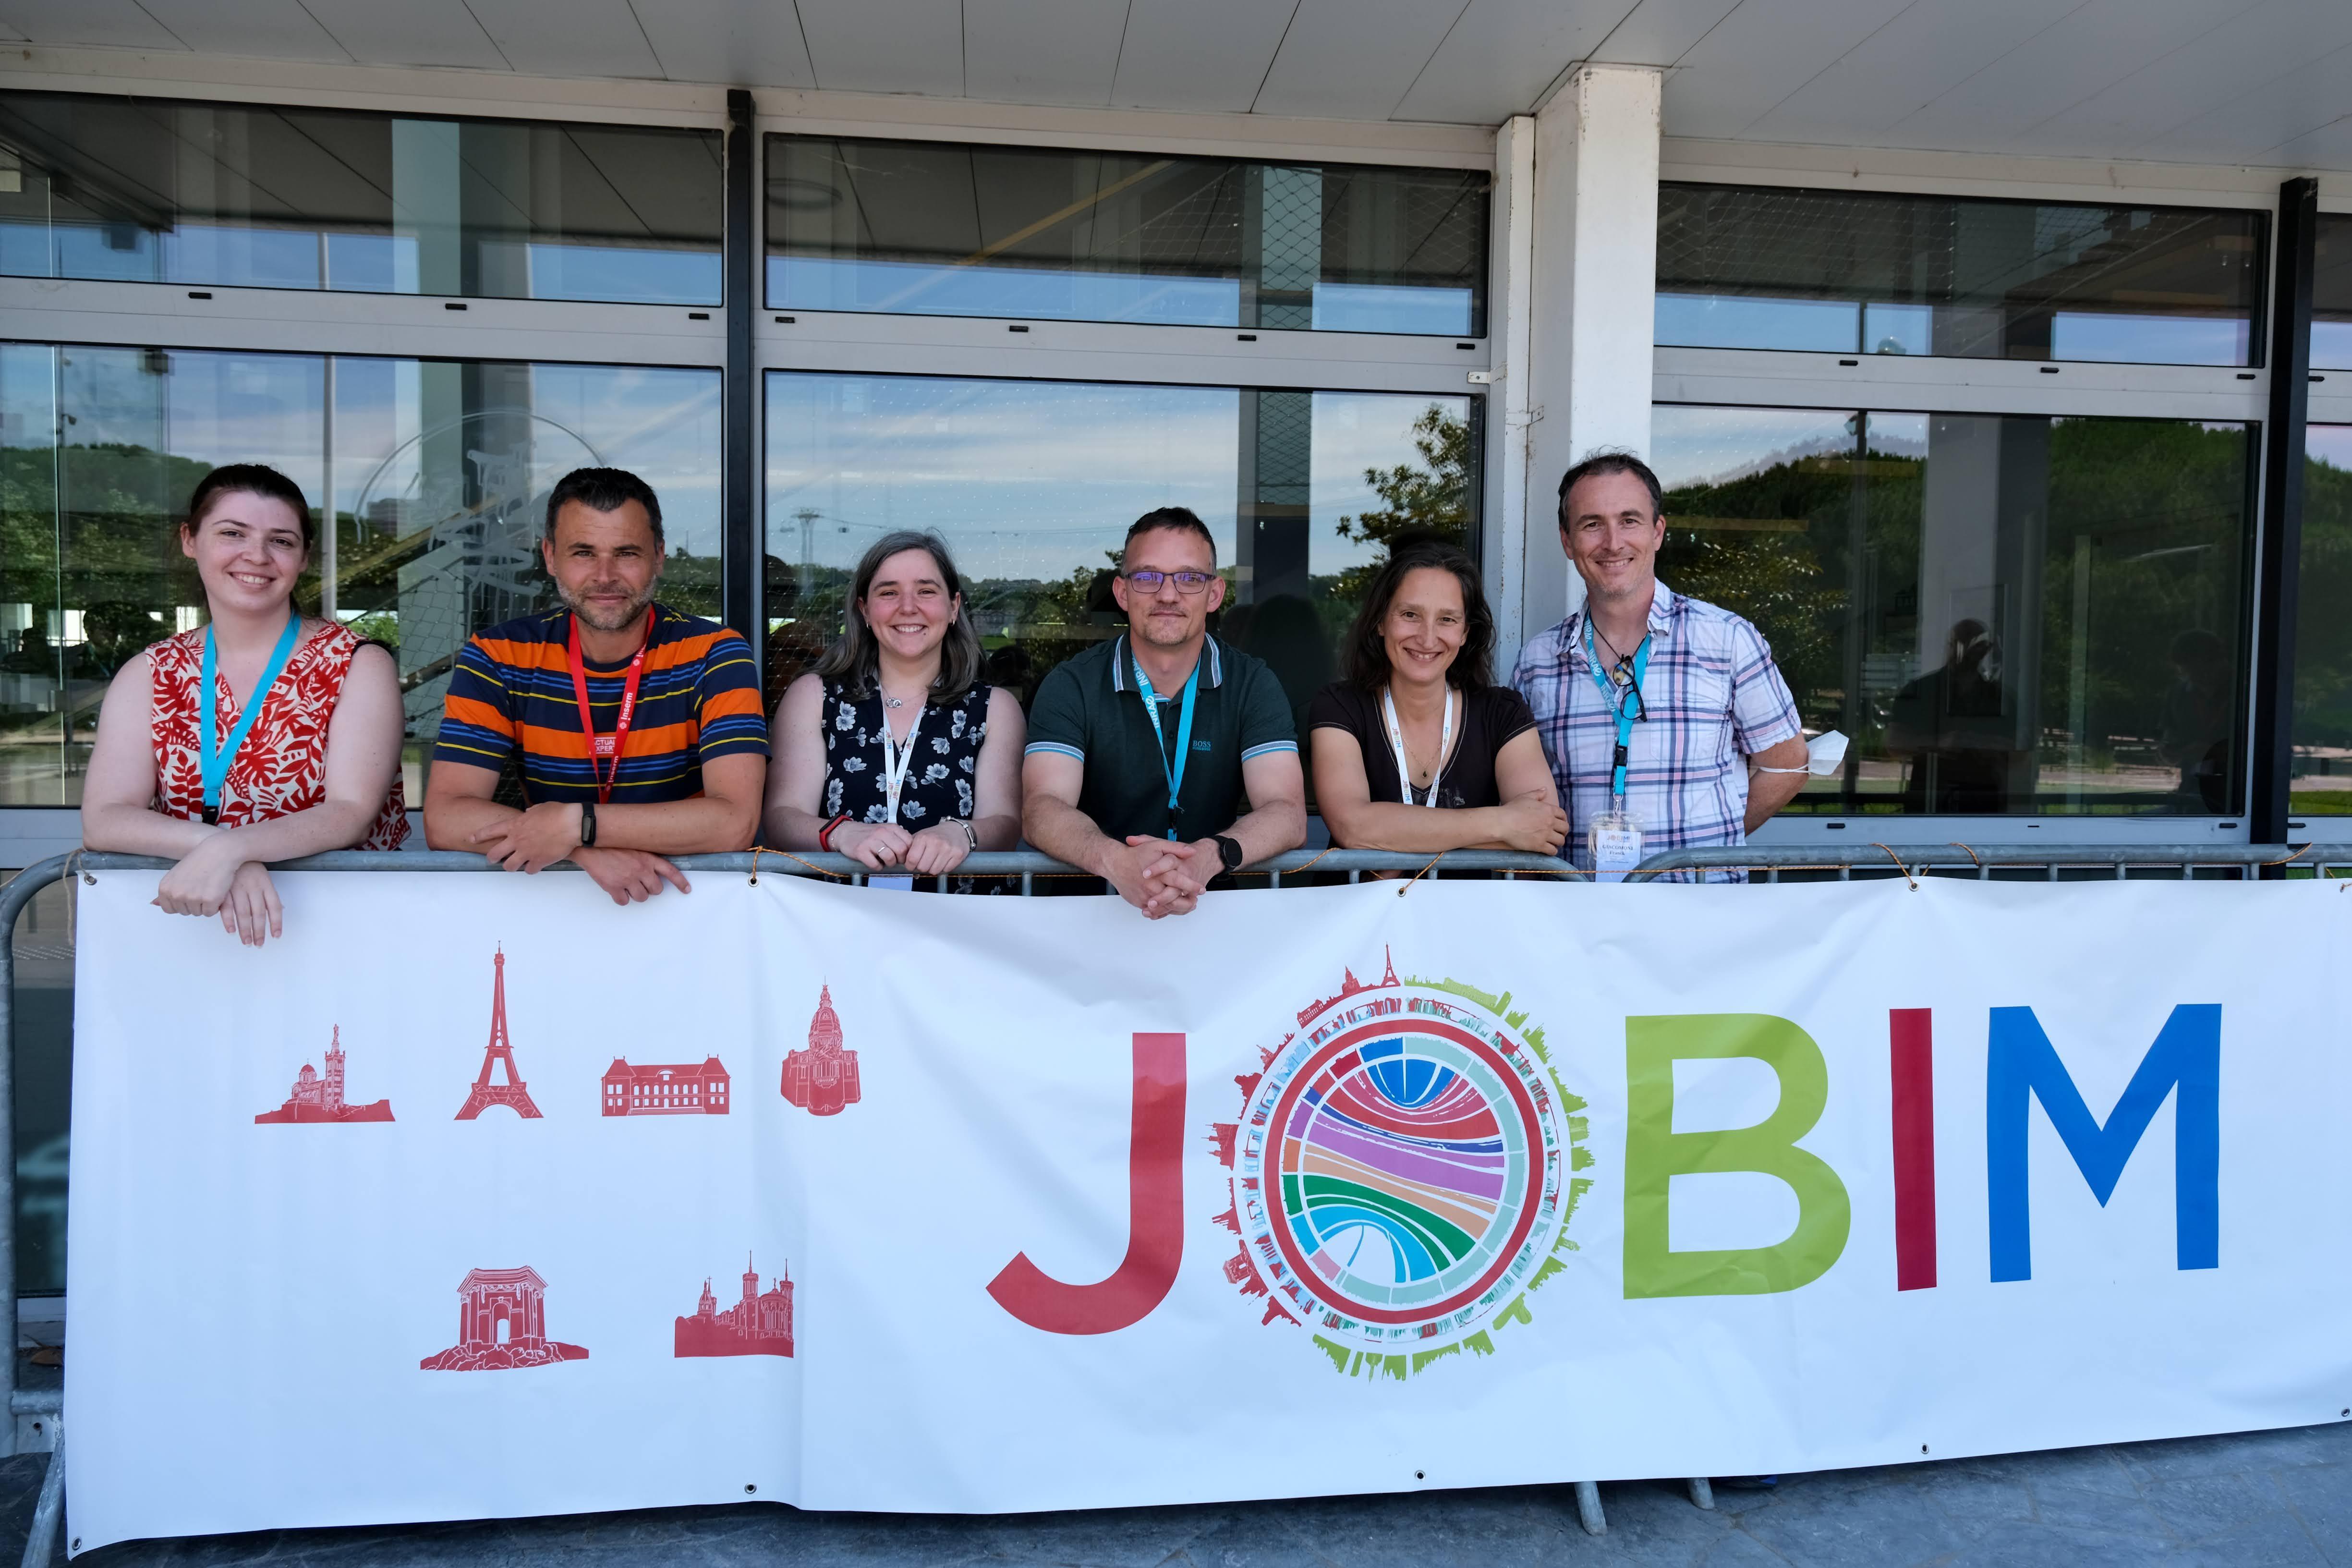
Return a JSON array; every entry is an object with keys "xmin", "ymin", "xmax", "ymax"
[{"xmin": 820, "ymin": 681, "xmax": 994, "ymax": 827}]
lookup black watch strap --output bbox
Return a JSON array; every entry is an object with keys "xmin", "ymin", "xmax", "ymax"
[
  {"xmin": 578, "ymin": 799, "xmax": 597, "ymax": 848},
  {"xmin": 1213, "ymin": 833, "xmax": 1244, "ymax": 873}
]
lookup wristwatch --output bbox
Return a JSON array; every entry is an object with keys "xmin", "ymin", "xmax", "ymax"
[
  {"xmin": 577, "ymin": 800, "xmax": 597, "ymax": 848},
  {"xmin": 1212, "ymin": 834, "xmax": 1244, "ymax": 874}
]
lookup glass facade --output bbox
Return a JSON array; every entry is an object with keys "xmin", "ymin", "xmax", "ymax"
[
  {"xmin": 2317, "ymin": 213, "xmax": 2352, "ymax": 371},
  {"xmin": 763, "ymin": 372, "xmax": 1477, "ymax": 730},
  {"xmin": 0, "ymin": 344, "xmax": 722, "ymax": 805},
  {"xmin": 766, "ymin": 137, "xmax": 1489, "ymax": 335},
  {"xmin": 1656, "ymin": 184, "xmax": 2265, "ymax": 366},
  {"xmin": 2294, "ymin": 424, "xmax": 2352, "ymax": 813},
  {"xmin": 0, "ymin": 93, "xmax": 723, "ymax": 304},
  {"xmin": 1651, "ymin": 405, "xmax": 2254, "ymax": 815}
]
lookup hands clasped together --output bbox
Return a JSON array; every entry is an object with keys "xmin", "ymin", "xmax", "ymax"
[
  {"xmin": 470, "ymin": 801, "xmax": 691, "ymax": 906},
  {"xmin": 152, "ymin": 834, "xmax": 285, "ymax": 947},
  {"xmin": 1102, "ymin": 835, "xmax": 1224, "ymax": 920}
]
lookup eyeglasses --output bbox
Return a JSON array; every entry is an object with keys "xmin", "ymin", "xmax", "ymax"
[
  {"xmin": 1124, "ymin": 570, "xmax": 1217, "ymax": 595},
  {"xmin": 1608, "ymin": 659, "xmax": 1648, "ymax": 724}
]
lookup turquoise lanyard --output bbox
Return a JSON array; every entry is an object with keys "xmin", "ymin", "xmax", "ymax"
[
  {"xmin": 1582, "ymin": 617, "xmax": 1650, "ymax": 800},
  {"xmin": 1129, "ymin": 643, "xmax": 1200, "ymax": 840},
  {"xmin": 198, "ymin": 612, "xmax": 303, "ymax": 825}
]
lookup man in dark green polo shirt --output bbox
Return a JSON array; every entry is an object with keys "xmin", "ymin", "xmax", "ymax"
[{"xmin": 1023, "ymin": 508, "xmax": 1307, "ymax": 918}]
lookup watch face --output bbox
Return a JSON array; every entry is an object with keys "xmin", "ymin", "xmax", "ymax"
[{"xmin": 1218, "ymin": 835, "xmax": 1243, "ymax": 871}]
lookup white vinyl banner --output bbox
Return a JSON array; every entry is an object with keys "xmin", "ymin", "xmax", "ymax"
[{"xmin": 63, "ymin": 868, "xmax": 2352, "ymax": 1552}]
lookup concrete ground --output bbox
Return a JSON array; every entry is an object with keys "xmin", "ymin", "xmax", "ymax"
[{"xmin": 5, "ymin": 1418, "xmax": 2351, "ymax": 1567}]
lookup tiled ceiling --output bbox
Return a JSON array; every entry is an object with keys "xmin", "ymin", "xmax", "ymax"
[{"xmin": 4, "ymin": 0, "xmax": 2352, "ymax": 169}]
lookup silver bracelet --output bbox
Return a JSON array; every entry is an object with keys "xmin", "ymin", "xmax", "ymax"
[{"xmin": 953, "ymin": 818, "xmax": 979, "ymax": 851}]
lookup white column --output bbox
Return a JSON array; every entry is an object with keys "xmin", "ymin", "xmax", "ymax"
[{"xmin": 1509, "ymin": 64, "xmax": 1662, "ymax": 651}]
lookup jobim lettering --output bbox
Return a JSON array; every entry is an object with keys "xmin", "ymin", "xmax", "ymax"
[{"xmin": 986, "ymin": 1006, "xmax": 2221, "ymax": 1336}]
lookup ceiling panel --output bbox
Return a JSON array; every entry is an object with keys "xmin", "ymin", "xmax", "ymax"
[
  {"xmin": 1742, "ymin": 0, "xmax": 2082, "ymax": 144},
  {"xmin": 1109, "ymin": 0, "xmax": 1295, "ymax": 112},
  {"xmin": 2024, "ymin": 0, "xmax": 2352, "ymax": 156},
  {"xmin": 2266, "ymin": 112, "xmax": 2352, "ymax": 168},
  {"xmin": 134, "ymin": 0, "xmax": 348, "ymax": 61},
  {"xmin": 462, "ymin": 0, "xmax": 665, "ymax": 78},
  {"xmin": 796, "ymin": 0, "xmax": 963, "ymax": 96},
  {"xmin": 1392, "ymin": 0, "xmax": 1628, "ymax": 123},
  {"xmin": 630, "ymin": 0, "xmax": 816, "ymax": 87},
  {"xmin": 963, "ymin": 0, "xmax": 1124, "ymax": 107},
  {"xmin": 2134, "ymin": 44, "xmax": 2352, "ymax": 162},
  {"xmin": 1253, "ymin": 0, "xmax": 1464, "ymax": 120},
  {"xmin": 1882, "ymin": 0, "xmax": 2260, "ymax": 155},
  {"xmin": 1589, "ymin": 0, "xmax": 1741, "ymax": 66},
  {"xmin": 0, "ymin": 0, "xmax": 187, "ymax": 50},
  {"xmin": 1659, "ymin": 0, "xmax": 1918, "ymax": 141},
  {"xmin": 0, "ymin": 15, "xmax": 22, "ymax": 38},
  {"xmin": 301, "ymin": 0, "xmax": 507, "ymax": 69}
]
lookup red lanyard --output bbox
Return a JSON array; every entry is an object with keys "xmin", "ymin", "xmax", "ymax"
[{"xmin": 566, "ymin": 610, "xmax": 652, "ymax": 804}]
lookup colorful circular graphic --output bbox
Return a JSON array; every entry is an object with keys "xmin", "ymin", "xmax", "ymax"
[{"xmin": 1216, "ymin": 953, "xmax": 1588, "ymax": 1379}]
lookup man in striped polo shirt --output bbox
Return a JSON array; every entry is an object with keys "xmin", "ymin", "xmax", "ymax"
[{"xmin": 424, "ymin": 468, "xmax": 768, "ymax": 904}]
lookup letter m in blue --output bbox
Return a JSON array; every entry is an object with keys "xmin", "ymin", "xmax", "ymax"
[{"xmin": 1986, "ymin": 1005, "xmax": 2219, "ymax": 1283}]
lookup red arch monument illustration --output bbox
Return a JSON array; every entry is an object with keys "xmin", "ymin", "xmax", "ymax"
[
  {"xmin": 419, "ymin": 1266, "xmax": 588, "ymax": 1371},
  {"xmin": 674, "ymin": 1255, "xmax": 794, "ymax": 1358},
  {"xmin": 255, "ymin": 1027, "xmax": 393, "ymax": 1123},
  {"xmin": 456, "ymin": 947, "xmax": 543, "ymax": 1120},
  {"xmin": 781, "ymin": 985, "xmax": 860, "ymax": 1116}
]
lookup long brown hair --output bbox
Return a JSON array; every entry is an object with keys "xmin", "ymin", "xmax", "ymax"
[
  {"xmin": 812, "ymin": 531, "xmax": 983, "ymax": 705},
  {"xmin": 1345, "ymin": 539, "xmax": 1494, "ymax": 692}
]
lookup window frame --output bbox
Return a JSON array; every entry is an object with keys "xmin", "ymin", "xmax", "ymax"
[{"xmin": 1655, "ymin": 154, "xmax": 2285, "ymax": 847}]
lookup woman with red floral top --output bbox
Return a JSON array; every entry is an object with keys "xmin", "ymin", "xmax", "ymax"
[{"xmin": 81, "ymin": 464, "xmax": 408, "ymax": 947}]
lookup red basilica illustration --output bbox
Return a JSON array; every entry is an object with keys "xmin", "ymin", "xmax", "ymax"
[
  {"xmin": 455, "ymin": 947, "xmax": 543, "ymax": 1120},
  {"xmin": 418, "ymin": 1267, "xmax": 589, "ymax": 1371},
  {"xmin": 674, "ymin": 1255, "xmax": 795, "ymax": 1358},
  {"xmin": 254, "ymin": 1027, "xmax": 393, "ymax": 1123},
  {"xmin": 602, "ymin": 1057, "xmax": 731, "ymax": 1115},
  {"xmin": 781, "ymin": 985, "xmax": 861, "ymax": 1116}
]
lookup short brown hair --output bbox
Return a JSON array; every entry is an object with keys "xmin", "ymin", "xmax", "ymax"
[
  {"xmin": 182, "ymin": 464, "xmax": 314, "ymax": 554},
  {"xmin": 1122, "ymin": 507, "xmax": 1217, "ymax": 568},
  {"xmin": 1557, "ymin": 450, "xmax": 1664, "ymax": 525}
]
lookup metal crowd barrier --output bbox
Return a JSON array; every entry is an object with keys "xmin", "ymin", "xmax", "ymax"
[{"xmin": 0, "ymin": 838, "xmax": 2338, "ymax": 1557}]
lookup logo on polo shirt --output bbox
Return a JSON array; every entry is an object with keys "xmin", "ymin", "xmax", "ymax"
[{"xmin": 1210, "ymin": 948, "xmax": 1588, "ymax": 1382}]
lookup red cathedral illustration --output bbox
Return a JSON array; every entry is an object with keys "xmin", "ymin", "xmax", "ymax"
[
  {"xmin": 780, "ymin": 985, "xmax": 860, "ymax": 1116},
  {"xmin": 602, "ymin": 1057, "xmax": 730, "ymax": 1115},
  {"xmin": 419, "ymin": 1266, "xmax": 588, "ymax": 1371},
  {"xmin": 455, "ymin": 946, "xmax": 543, "ymax": 1120},
  {"xmin": 674, "ymin": 1255, "xmax": 794, "ymax": 1358},
  {"xmin": 254, "ymin": 1027, "xmax": 393, "ymax": 1123}
]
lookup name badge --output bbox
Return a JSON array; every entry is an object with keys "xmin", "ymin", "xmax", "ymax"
[
  {"xmin": 870, "ymin": 875, "xmax": 914, "ymax": 892},
  {"xmin": 1590, "ymin": 809, "xmax": 1643, "ymax": 884}
]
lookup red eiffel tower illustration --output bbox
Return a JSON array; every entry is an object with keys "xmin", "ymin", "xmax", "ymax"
[{"xmin": 456, "ymin": 946, "xmax": 543, "ymax": 1120}]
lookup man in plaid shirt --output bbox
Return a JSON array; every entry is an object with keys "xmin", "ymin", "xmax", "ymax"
[{"xmin": 1510, "ymin": 452, "xmax": 1811, "ymax": 882}]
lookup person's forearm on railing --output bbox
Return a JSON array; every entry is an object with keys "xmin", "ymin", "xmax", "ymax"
[{"xmin": 1311, "ymin": 729, "xmax": 1566, "ymax": 857}]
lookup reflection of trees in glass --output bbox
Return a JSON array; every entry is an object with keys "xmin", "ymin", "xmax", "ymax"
[
  {"xmin": 1334, "ymin": 404, "xmax": 1473, "ymax": 597},
  {"xmin": 1655, "ymin": 418, "xmax": 2251, "ymax": 809},
  {"xmin": 2293, "ymin": 451, "xmax": 2352, "ymax": 752}
]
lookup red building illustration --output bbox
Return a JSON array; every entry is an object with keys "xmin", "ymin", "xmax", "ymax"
[
  {"xmin": 781, "ymin": 985, "xmax": 860, "ymax": 1116},
  {"xmin": 456, "ymin": 947, "xmax": 543, "ymax": 1120},
  {"xmin": 254, "ymin": 1027, "xmax": 393, "ymax": 1123},
  {"xmin": 675, "ymin": 1255, "xmax": 794, "ymax": 1358},
  {"xmin": 418, "ymin": 1266, "xmax": 589, "ymax": 1371},
  {"xmin": 602, "ymin": 1057, "xmax": 730, "ymax": 1115}
]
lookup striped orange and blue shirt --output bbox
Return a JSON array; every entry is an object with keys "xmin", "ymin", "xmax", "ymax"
[{"xmin": 432, "ymin": 605, "xmax": 768, "ymax": 803}]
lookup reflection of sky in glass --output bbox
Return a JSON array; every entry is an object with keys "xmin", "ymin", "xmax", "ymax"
[
  {"xmin": 2313, "ymin": 424, "xmax": 2352, "ymax": 472},
  {"xmin": 765, "ymin": 374, "xmax": 1239, "ymax": 581},
  {"xmin": 1662, "ymin": 292, "xmax": 2251, "ymax": 366},
  {"xmin": 772, "ymin": 255, "xmax": 1241, "ymax": 326},
  {"xmin": 764, "ymin": 375, "xmax": 1472, "ymax": 584},
  {"xmin": 2314, "ymin": 321, "xmax": 2352, "ymax": 372},
  {"xmin": 770, "ymin": 263, "xmax": 1475, "ymax": 336},
  {"xmin": 1651, "ymin": 404, "xmax": 1856, "ymax": 491}
]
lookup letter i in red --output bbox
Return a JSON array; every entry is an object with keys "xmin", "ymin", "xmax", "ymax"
[{"xmin": 1890, "ymin": 1009, "xmax": 1936, "ymax": 1290}]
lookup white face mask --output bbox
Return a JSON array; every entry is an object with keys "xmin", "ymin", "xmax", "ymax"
[{"xmin": 1754, "ymin": 730, "xmax": 1851, "ymax": 777}]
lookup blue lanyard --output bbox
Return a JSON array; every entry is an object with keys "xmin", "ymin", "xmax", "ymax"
[
  {"xmin": 1130, "ymin": 644, "xmax": 1200, "ymax": 840},
  {"xmin": 1582, "ymin": 617, "xmax": 1650, "ymax": 799},
  {"xmin": 198, "ymin": 613, "xmax": 303, "ymax": 825}
]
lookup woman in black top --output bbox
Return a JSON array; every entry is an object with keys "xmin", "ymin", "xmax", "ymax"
[
  {"xmin": 764, "ymin": 530, "xmax": 1026, "ymax": 877},
  {"xmin": 1309, "ymin": 540, "xmax": 1567, "ymax": 857}
]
